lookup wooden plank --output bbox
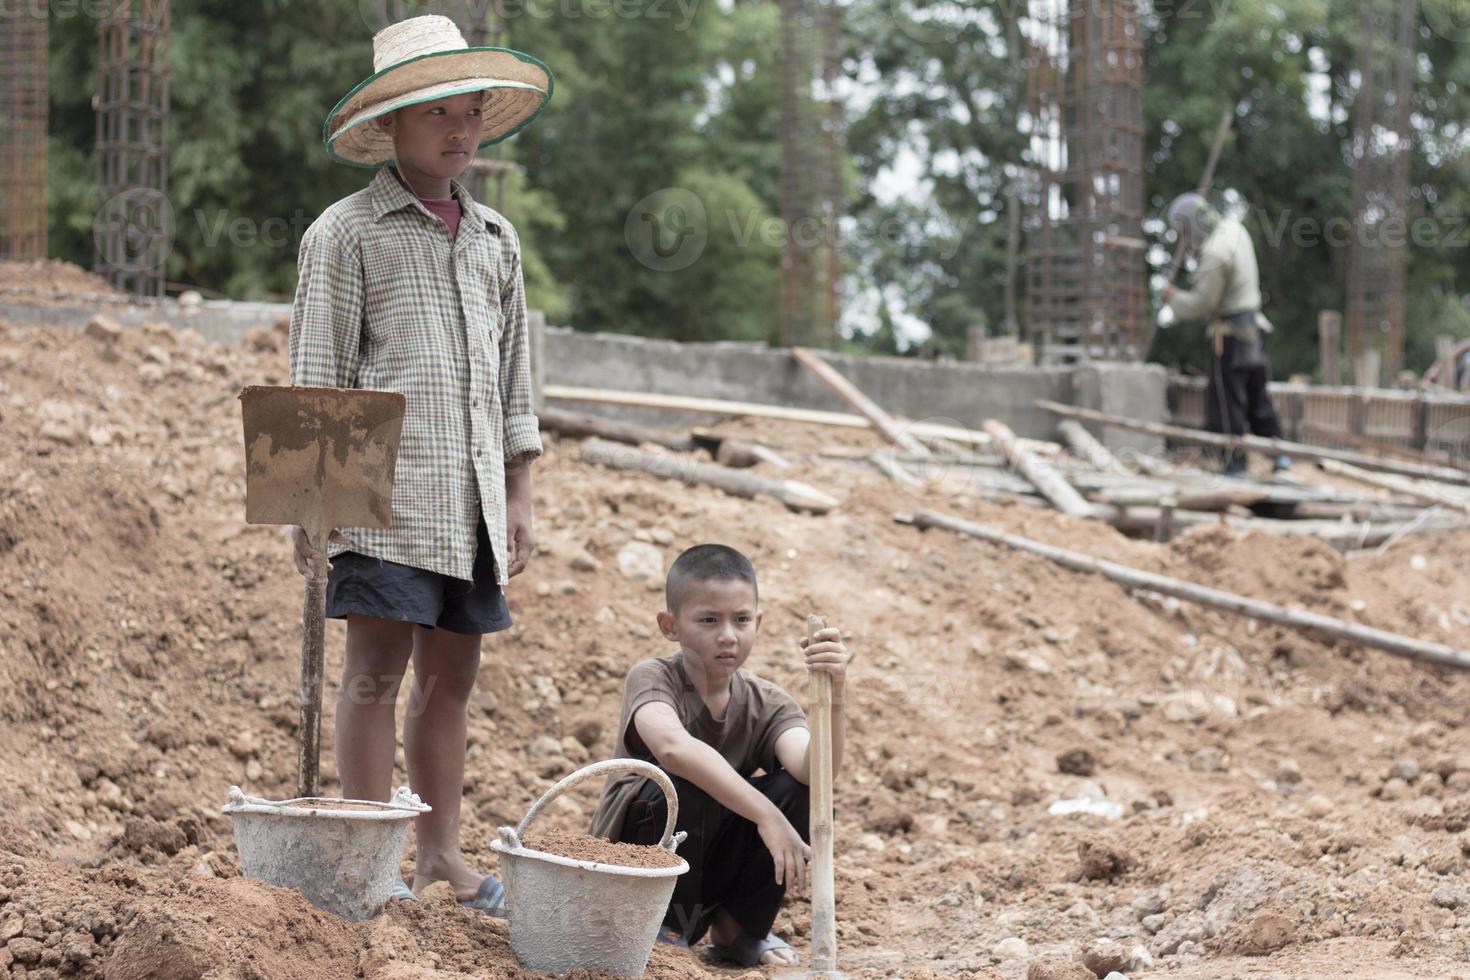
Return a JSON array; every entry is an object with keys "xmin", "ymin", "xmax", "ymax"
[
  {"xmin": 902, "ymin": 509, "xmax": 1470, "ymax": 671},
  {"xmin": 983, "ymin": 419, "xmax": 1094, "ymax": 518},
  {"xmin": 578, "ymin": 438, "xmax": 838, "ymax": 513},
  {"xmin": 1038, "ymin": 400, "xmax": 1470, "ymax": 487},
  {"xmin": 791, "ymin": 347, "xmax": 931, "ymax": 457},
  {"xmin": 1057, "ymin": 419, "xmax": 1131, "ymax": 474},
  {"xmin": 1316, "ymin": 458, "xmax": 1470, "ymax": 514},
  {"xmin": 545, "ymin": 384, "xmax": 993, "ymax": 447},
  {"xmin": 538, "ymin": 406, "xmax": 694, "ymax": 452}
]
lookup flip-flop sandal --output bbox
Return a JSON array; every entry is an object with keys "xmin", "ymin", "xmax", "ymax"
[
  {"xmin": 391, "ymin": 879, "xmax": 418, "ymax": 902},
  {"xmin": 706, "ymin": 932, "xmax": 799, "ymax": 968},
  {"xmin": 458, "ymin": 875, "xmax": 508, "ymax": 918},
  {"xmin": 656, "ymin": 926, "xmax": 690, "ymax": 947}
]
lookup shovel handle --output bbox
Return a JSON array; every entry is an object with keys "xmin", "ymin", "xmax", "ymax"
[
  {"xmin": 500, "ymin": 759, "xmax": 686, "ymax": 854},
  {"xmin": 297, "ymin": 553, "xmax": 328, "ymax": 798}
]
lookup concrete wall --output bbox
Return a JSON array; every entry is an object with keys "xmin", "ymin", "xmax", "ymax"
[
  {"xmin": 2, "ymin": 296, "xmax": 1168, "ymax": 449},
  {"xmin": 543, "ymin": 327, "xmax": 1167, "ymax": 449},
  {"xmin": 0, "ymin": 298, "xmax": 289, "ymax": 347}
]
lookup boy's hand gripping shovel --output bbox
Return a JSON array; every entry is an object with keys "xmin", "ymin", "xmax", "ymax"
[{"xmin": 239, "ymin": 385, "xmax": 406, "ymax": 797}]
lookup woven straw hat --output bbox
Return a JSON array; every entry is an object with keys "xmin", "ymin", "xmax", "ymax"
[{"xmin": 324, "ymin": 15, "xmax": 552, "ymax": 168}]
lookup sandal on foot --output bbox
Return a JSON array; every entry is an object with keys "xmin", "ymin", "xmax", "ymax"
[
  {"xmin": 707, "ymin": 932, "xmax": 799, "ymax": 968},
  {"xmin": 391, "ymin": 879, "xmax": 417, "ymax": 902},
  {"xmin": 458, "ymin": 875, "xmax": 508, "ymax": 918},
  {"xmin": 656, "ymin": 926, "xmax": 689, "ymax": 947}
]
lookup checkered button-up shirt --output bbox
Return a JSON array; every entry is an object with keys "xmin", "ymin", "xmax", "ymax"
[{"xmin": 288, "ymin": 166, "xmax": 542, "ymax": 584}]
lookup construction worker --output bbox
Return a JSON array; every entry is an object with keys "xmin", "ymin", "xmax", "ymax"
[{"xmin": 1162, "ymin": 193, "xmax": 1290, "ymax": 476}]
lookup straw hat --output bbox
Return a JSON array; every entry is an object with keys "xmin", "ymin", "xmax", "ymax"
[{"xmin": 324, "ymin": 15, "xmax": 553, "ymax": 168}]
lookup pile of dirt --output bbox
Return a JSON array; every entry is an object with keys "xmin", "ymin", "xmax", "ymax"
[
  {"xmin": 0, "ymin": 259, "xmax": 121, "ymax": 299},
  {"xmin": 2, "ymin": 310, "xmax": 1470, "ymax": 977}
]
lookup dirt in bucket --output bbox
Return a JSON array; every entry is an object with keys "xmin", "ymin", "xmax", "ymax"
[
  {"xmin": 520, "ymin": 829, "xmax": 685, "ymax": 870},
  {"xmin": 284, "ymin": 800, "xmax": 400, "ymax": 812}
]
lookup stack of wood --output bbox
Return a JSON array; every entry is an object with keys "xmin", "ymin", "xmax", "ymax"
[{"xmin": 539, "ymin": 353, "xmax": 1470, "ymax": 552}]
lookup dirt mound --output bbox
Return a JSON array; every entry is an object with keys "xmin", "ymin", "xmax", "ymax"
[
  {"xmin": 2, "ymin": 315, "xmax": 1470, "ymax": 976},
  {"xmin": 0, "ymin": 259, "xmax": 120, "ymax": 298}
]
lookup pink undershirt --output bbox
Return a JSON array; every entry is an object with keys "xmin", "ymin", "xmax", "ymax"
[{"xmin": 419, "ymin": 195, "xmax": 462, "ymax": 242}]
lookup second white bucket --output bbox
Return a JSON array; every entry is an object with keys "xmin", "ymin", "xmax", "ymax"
[{"xmin": 491, "ymin": 760, "xmax": 688, "ymax": 976}]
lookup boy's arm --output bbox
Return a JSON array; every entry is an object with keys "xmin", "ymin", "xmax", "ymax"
[
  {"xmin": 288, "ymin": 222, "xmax": 364, "ymax": 389},
  {"xmin": 496, "ymin": 226, "xmax": 543, "ymax": 467},
  {"xmin": 775, "ymin": 626, "xmax": 850, "ymax": 785},
  {"xmin": 634, "ymin": 701, "xmax": 811, "ymax": 895}
]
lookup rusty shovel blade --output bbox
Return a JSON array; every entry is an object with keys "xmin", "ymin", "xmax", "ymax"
[{"xmin": 239, "ymin": 386, "xmax": 406, "ymax": 548}]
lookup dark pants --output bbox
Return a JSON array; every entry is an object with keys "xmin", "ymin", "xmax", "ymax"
[
  {"xmin": 1205, "ymin": 330, "xmax": 1283, "ymax": 473},
  {"xmin": 620, "ymin": 770, "xmax": 810, "ymax": 945}
]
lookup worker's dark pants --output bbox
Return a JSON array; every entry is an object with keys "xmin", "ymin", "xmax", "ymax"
[
  {"xmin": 1205, "ymin": 332, "xmax": 1283, "ymax": 473},
  {"xmin": 621, "ymin": 769, "xmax": 809, "ymax": 945}
]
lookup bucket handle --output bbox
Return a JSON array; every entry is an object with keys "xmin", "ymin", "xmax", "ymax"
[{"xmin": 498, "ymin": 759, "xmax": 687, "ymax": 855}]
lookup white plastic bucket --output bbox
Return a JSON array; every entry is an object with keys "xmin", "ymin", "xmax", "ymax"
[
  {"xmin": 222, "ymin": 785, "xmax": 429, "ymax": 922},
  {"xmin": 491, "ymin": 760, "xmax": 689, "ymax": 976}
]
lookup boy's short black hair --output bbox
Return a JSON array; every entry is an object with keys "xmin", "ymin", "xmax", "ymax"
[{"xmin": 665, "ymin": 544, "xmax": 759, "ymax": 614}]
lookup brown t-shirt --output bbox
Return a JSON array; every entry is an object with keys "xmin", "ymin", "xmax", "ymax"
[{"xmin": 588, "ymin": 651, "xmax": 808, "ymax": 842}]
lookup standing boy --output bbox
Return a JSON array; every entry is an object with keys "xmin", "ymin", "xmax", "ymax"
[
  {"xmin": 589, "ymin": 544, "xmax": 853, "ymax": 968},
  {"xmin": 287, "ymin": 14, "xmax": 553, "ymax": 911}
]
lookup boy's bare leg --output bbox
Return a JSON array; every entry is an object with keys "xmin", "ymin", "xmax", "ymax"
[
  {"xmin": 405, "ymin": 625, "xmax": 485, "ymax": 899},
  {"xmin": 706, "ymin": 909, "xmax": 798, "ymax": 966},
  {"xmin": 337, "ymin": 615, "xmax": 415, "ymax": 801}
]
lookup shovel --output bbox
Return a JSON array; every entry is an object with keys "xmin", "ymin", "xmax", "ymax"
[{"xmin": 238, "ymin": 384, "xmax": 406, "ymax": 797}]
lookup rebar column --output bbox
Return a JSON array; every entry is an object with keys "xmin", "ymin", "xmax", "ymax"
[{"xmin": 1, "ymin": 3, "xmax": 50, "ymax": 261}]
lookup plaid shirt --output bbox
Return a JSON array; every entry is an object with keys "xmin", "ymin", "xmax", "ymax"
[{"xmin": 288, "ymin": 166, "xmax": 542, "ymax": 583}]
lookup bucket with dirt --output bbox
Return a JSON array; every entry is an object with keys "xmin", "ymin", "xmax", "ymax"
[
  {"xmin": 223, "ymin": 785, "xmax": 429, "ymax": 921},
  {"xmin": 491, "ymin": 759, "xmax": 688, "ymax": 976}
]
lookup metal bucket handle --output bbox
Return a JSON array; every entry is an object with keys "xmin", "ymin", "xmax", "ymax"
[{"xmin": 498, "ymin": 759, "xmax": 686, "ymax": 854}]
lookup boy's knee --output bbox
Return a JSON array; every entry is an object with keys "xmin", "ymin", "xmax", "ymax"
[{"xmin": 761, "ymin": 770, "xmax": 809, "ymax": 816}]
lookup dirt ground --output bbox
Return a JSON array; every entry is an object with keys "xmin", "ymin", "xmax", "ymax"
[{"xmin": 2, "ymin": 295, "xmax": 1470, "ymax": 979}]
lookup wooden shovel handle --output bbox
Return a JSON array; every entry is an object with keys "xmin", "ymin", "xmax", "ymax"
[{"xmin": 807, "ymin": 614, "xmax": 838, "ymax": 974}]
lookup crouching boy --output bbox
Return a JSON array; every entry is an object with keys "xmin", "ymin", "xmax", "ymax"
[{"xmin": 589, "ymin": 544, "xmax": 852, "ymax": 968}]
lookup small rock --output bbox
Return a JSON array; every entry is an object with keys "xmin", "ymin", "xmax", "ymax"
[
  {"xmin": 64, "ymin": 820, "xmax": 92, "ymax": 842},
  {"xmin": 1025, "ymin": 956, "xmax": 1091, "ymax": 980},
  {"xmin": 556, "ymin": 579, "xmax": 578, "ymax": 595},
  {"xmin": 244, "ymin": 759, "xmax": 263, "ymax": 781},
  {"xmin": 1131, "ymin": 890, "xmax": 1166, "ymax": 919},
  {"xmin": 1057, "ymin": 749, "xmax": 1097, "ymax": 777},
  {"xmin": 535, "ymin": 581, "xmax": 552, "ymax": 597},
  {"xmin": 571, "ymin": 721, "xmax": 603, "ymax": 749},
  {"xmin": 993, "ymin": 936, "xmax": 1029, "ymax": 961},
  {"xmin": 650, "ymin": 527, "xmax": 675, "ymax": 545},
  {"xmin": 1432, "ymin": 885, "xmax": 1469, "ymax": 910},
  {"xmin": 1391, "ymin": 758, "xmax": 1421, "ymax": 783},
  {"xmin": 179, "ymin": 290, "xmax": 204, "ymax": 310},
  {"xmin": 141, "ymin": 344, "xmax": 172, "ymax": 366},
  {"xmin": 1275, "ymin": 758, "xmax": 1302, "ymax": 785},
  {"xmin": 536, "ymin": 756, "xmax": 570, "ymax": 779},
  {"xmin": 7, "ymin": 937, "xmax": 43, "ymax": 964},
  {"xmin": 1081, "ymin": 939, "xmax": 1127, "ymax": 976},
  {"xmin": 560, "ymin": 736, "xmax": 589, "ymax": 764},
  {"xmin": 229, "ymin": 732, "xmax": 258, "ymax": 759},
  {"xmin": 858, "ymin": 833, "xmax": 886, "ymax": 852},
  {"xmin": 1005, "ymin": 648, "xmax": 1054, "ymax": 674},
  {"xmin": 570, "ymin": 550, "xmax": 601, "ymax": 573},
  {"xmin": 617, "ymin": 541, "xmax": 664, "ymax": 582},
  {"xmin": 1303, "ymin": 793, "xmax": 1334, "ymax": 818},
  {"xmin": 84, "ymin": 315, "xmax": 123, "ymax": 343},
  {"xmin": 1142, "ymin": 913, "xmax": 1168, "ymax": 934},
  {"xmin": 528, "ymin": 735, "xmax": 563, "ymax": 757},
  {"xmin": 1244, "ymin": 912, "xmax": 1296, "ymax": 954},
  {"xmin": 1128, "ymin": 945, "xmax": 1153, "ymax": 969},
  {"xmin": 1161, "ymin": 691, "xmax": 1210, "ymax": 724},
  {"xmin": 1380, "ymin": 777, "xmax": 1412, "ymax": 801}
]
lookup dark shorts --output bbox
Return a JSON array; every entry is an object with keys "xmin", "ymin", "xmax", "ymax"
[{"xmin": 325, "ymin": 519, "xmax": 512, "ymax": 636}]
